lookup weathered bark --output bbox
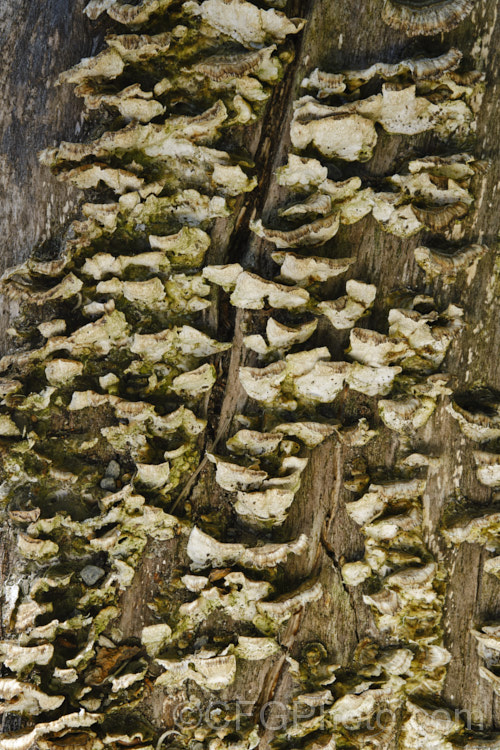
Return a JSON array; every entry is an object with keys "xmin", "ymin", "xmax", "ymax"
[{"xmin": 0, "ymin": 0, "xmax": 499, "ymax": 748}]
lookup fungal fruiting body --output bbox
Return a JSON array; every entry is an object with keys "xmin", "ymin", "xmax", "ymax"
[
  {"xmin": 382, "ymin": 0, "xmax": 475, "ymax": 36},
  {"xmin": 0, "ymin": 0, "xmax": 494, "ymax": 748},
  {"xmin": 0, "ymin": 2, "xmax": 314, "ymax": 747}
]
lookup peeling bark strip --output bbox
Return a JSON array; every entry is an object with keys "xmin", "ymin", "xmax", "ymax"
[{"xmin": 0, "ymin": 0, "xmax": 499, "ymax": 749}]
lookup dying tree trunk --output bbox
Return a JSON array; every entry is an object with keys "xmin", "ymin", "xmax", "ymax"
[{"xmin": 0, "ymin": 1, "xmax": 499, "ymax": 748}]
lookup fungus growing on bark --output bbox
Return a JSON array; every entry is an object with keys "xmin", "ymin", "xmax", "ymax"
[
  {"xmin": 291, "ymin": 64, "xmax": 476, "ymax": 162},
  {"xmin": 155, "ymin": 652, "xmax": 237, "ymax": 690},
  {"xmin": 271, "ymin": 251, "xmax": 354, "ymax": 284},
  {"xmin": 184, "ymin": 0, "xmax": 306, "ymax": 48},
  {"xmin": 186, "ymin": 526, "xmax": 308, "ymax": 570},
  {"xmin": 318, "ymin": 280, "xmax": 377, "ymax": 330},
  {"xmin": 448, "ymin": 391, "xmax": 500, "ymax": 442},
  {"xmin": 414, "ymin": 243, "xmax": 488, "ymax": 283},
  {"xmin": 250, "ymin": 213, "xmax": 341, "ymax": 247},
  {"xmin": 243, "ymin": 318, "xmax": 317, "ymax": 355},
  {"xmin": 0, "ymin": 0, "xmax": 492, "ymax": 745},
  {"xmin": 473, "ymin": 451, "xmax": 500, "ymax": 488},
  {"xmin": 382, "ymin": 0, "xmax": 475, "ymax": 36},
  {"xmin": 305, "ymin": 48, "xmax": 464, "ymax": 94}
]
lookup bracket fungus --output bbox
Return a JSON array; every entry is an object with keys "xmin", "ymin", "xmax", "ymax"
[
  {"xmin": 155, "ymin": 652, "xmax": 237, "ymax": 690},
  {"xmin": 382, "ymin": 0, "xmax": 475, "ymax": 36},
  {"xmin": 0, "ymin": 2, "xmax": 313, "ymax": 743},
  {"xmin": 187, "ymin": 526, "xmax": 308, "ymax": 570},
  {"xmin": 243, "ymin": 318, "xmax": 318, "ymax": 356},
  {"xmin": 474, "ymin": 451, "xmax": 500, "ymax": 488},
  {"xmin": 184, "ymin": 0, "xmax": 306, "ymax": 48},
  {"xmin": 0, "ymin": 0, "xmax": 492, "ymax": 746},
  {"xmin": 239, "ymin": 347, "xmax": 401, "ymax": 409},
  {"xmin": 378, "ymin": 376, "xmax": 451, "ymax": 433},
  {"xmin": 303, "ymin": 48, "xmax": 465, "ymax": 97},
  {"xmin": 448, "ymin": 391, "xmax": 500, "ymax": 442},
  {"xmin": 414, "ymin": 243, "xmax": 488, "ymax": 284},
  {"xmin": 292, "ymin": 49, "xmax": 479, "ymax": 162}
]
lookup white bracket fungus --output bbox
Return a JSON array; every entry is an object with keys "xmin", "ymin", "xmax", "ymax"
[
  {"xmin": 473, "ymin": 451, "xmax": 500, "ymax": 488},
  {"xmin": 187, "ymin": 526, "xmax": 308, "ymax": 570},
  {"xmin": 183, "ymin": 0, "xmax": 305, "ymax": 48},
  {"xmin": 318, "ymin": 281, "xmax": 376, "ymax": 330},
  {"xmin": 414, "ymin": 244, "xmax": 488, "ymax": 284},
  {"xmin": 382, "ymin": 0, "xmax": 475, "ymax": 36}
]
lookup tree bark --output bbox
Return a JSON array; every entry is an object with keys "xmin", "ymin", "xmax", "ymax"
[{"xmin": 0, "ymin": 1, "xmax": 499, "ymax": 748}]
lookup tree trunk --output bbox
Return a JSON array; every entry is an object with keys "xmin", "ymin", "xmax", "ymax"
[{"xmin": 0, "ymin": 1, "xmax": 499, "ymax": 748}]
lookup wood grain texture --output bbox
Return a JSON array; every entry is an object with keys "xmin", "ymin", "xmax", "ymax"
[
  {"xmin": 0, "ymin": 0, "xmax": 102, "ymax": 354},
  {"xmin": 0, "ymin": 0, "xmax": 499, "ymax": 742}
]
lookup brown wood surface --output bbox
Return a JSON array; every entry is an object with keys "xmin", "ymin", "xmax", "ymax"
[{"xmin": 0, "ymin": 0, "xmax": 499, "ymax": 743}]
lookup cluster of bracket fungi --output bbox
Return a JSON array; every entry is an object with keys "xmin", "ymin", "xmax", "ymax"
[{"xmin": 0, "ymin": 0, "xmax": 498, "ymax": 748}]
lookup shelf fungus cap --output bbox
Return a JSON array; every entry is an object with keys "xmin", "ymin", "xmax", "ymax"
[
  {"xmin": 294, "ymin": 689, "xmax": 334, "ymax": 707},
  {"xmin": 171, "ymin": 364, "xmax": 217, "ymax": 398},
  {"xmin": 342, "ymin": 561, "xmax": 372, "ymax": 586},
  {"xmin": 17, "ymin": 534, "xmax": 59, "ymax": 561},
  {"xmin": 301, "ymin": 68, "xmax": 346, "ymax": 97},
  {"xmin": 484, "ymin": 557, "xmax": 500, "ymax": 578},
  {"xmin": 420, "ymin": 645, "xmax": 451, "ymax": 670},
  {"xmin": 385, "ymin": 562, "xmax": 436, "ymax": 590},
  {"xmin": 256, "ymin": 581, "xmax": 323, "ymax": 626},
  {"xmin": 473, "ymin": 451, "xmax": 500, "ymax": 488},
  {"xmin": 0, "ymin": 642, "xmax": 53, "ymax": 672},
  {"xmin": 84, "ymin": 0, "xmax": 117, "ymax": 18},
  {"xmin": 0, "ymin": 710, "xmax": 102, "ymax": 750},
  {"xmin": 293, "ymin": 360, "xmax": 350, "ymax": 403},
  {"xmin": 0, "ymin": 414, "xmax": 21, "ymax": 437},
  {"xmin": 347, "ymin": 328, "xmax": 408, "ymax": 367},
  {"xmin": 379, "ymin": 395, "xmax": 436, "ymax": 432},
  {"xmin": 135, "ymin": 461, "xmax": 171, "ymax": 489},
  {"xmin": 346, "ymin": 363, "xmax": 402, "ymax": 397},
  {"xmin": 231, "ymin": 271, "xmax": 310, "ymax": 310},
  {"xmin": 291, "ymin": 98, "xmax": 378, "ymax": 162},
  {"xmin": 203, "ymin": 263, "xmax": 243, "ymax": 291},
  {"xmin": 207, "ymin": 453, "xmax": 269, "ymax": 492},
  {"xmin": 245, "ymin": 318, "xmax": 318, "ymax": 355},
  {"xmin": 187, "ymin": 526, "xmax": 308, "ymax": 570},
  {"xmin": 234, "ymin": 488, "xmax": 297, "ymax": 526},
  {"xmin": 184, "ymin": 0, "xmax": 305, "ymax": 49},
  {"xmin": 156, "ymin": 653, "xmax": 236, "ymax": 690},
  {"xmin": 85, "ymin": 0, "xmax": 177, "ymax": 25},
  {"xmin": 347, "ymin": 493, "xmax": 387, "ymax": 527},
  {"xmin": 259, "ymin": 211, "xmax": 342, "ymax": 248},
  {"xmin": 272, "ymin": 421, "xmax": 337, "ymax": 448},
  {"xmin": 0, "ymin": 678, "xmax": 64, "ymax": 715},
  {"xmin": 141, "ymin": 624, "xmax": 172, "ymax": 658},
  {"xmin": 226, "ymin": 429, "xmax": 283, "ymax": 456},
  {"xmin": 318, "ymin": 281, "xmax": 377, "ymax": 330},
  {"xmin": 444, "ymin": 511, "xmax": 500, "ymax": 547},
  {"xmin": 233, "ymin": 636, "xmax": 280, "ymax": 660},
  {"xmin": 448, "ymin": 396, "xmax": 500, "ymax": 442},
  {"xmin": 382, "ymin": 0, "xmax": 475, "ymax": 37},
  {"xmin": 45, "ymin": 359, "xmax": 84, "ymax": 386},
  {"xmin": 60, "ymin": 164, "xmax": 144, "ymax": 195},
  {"xmin": 272, "ymin": 251, "xmax": 354, "ymax": 285},
  {"xmin": 58, "ymin": 48, "xmax": 124, "ymax": 85},
  {"xmin": 149, "ymin": 227, "xmax": 211, "ymax": 268},
  {"xmin": 414, "ymin": 244, "xmax": 488, "ymax": 284},
  {"xmin": 339, "ymin": 48, "xmax": 463, "ymax": 89},
  {"xmin": 329, "ymin": 689, "xmax": 385, "ymax": 725},
  {"xmin": 276, "ymin": 155, "xmax": 329, "ymax": 191},
  {"xmin": 239, "ymin": 360, "xmax": 287, "ymax": 403},
  {"xmin": 402, "ymin": 700, "xmax": 463, "ymax": 740}
]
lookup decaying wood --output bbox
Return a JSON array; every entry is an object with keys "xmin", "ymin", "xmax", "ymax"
[{"xmin": 0, "ymin": 0, "xmax": 499, "ymax": 746}]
